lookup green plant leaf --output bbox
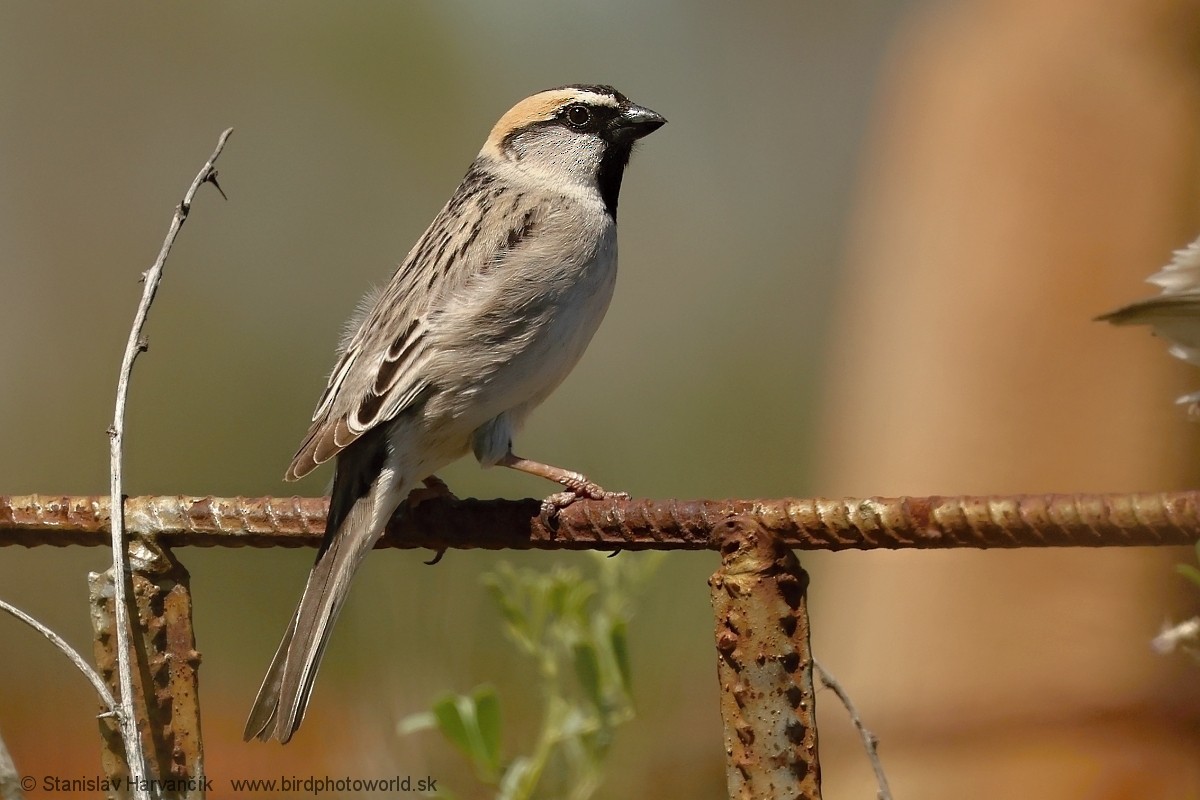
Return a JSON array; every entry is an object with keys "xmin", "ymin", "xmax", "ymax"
[
  {"xmin": 547, "ymin": 572, "xmax": 572, "ymax": 618},
  {"xmin": 473, "ymin": 685, "xmax": 502, "ymax": 775},
  {"xmin": 409, "ymin": 554, "xmax": 663, "ymax": 800},
  {"xmin": 1177, "ymin": 563, "xmax": 1200, "ymax": 588},
  {"xmin": 608, "ymin": 617, "xmax": 632, "ymax": 696},
  {"xmin": 431, "ymin": 693, "xmax": 474, "ymax": 759},
  {"xmin": 573, "ymin": 640, "xmax": 603, "ymax": 710},
  {"xmin": 486, "ymin": 572, "xmax": 532, "ymax": 643},
  {"xmin": 396, "ymin": 710, "xmax": 437, "ymax": 736},
  {"xmin": 429, "ymin": 691, "xmax": 501, "ymax": 782},
  {"xmin": 497, "ymin": 756, "xmax": 532, "ymax": 800},
  {"xmin": 566, "ymin": 578, "xmax": 596, "ymax": 619}
]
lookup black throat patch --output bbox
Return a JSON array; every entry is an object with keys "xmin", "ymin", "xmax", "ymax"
[{"xmin": 597, "ymin": 141, "xmax": 632, "ymax": 220}]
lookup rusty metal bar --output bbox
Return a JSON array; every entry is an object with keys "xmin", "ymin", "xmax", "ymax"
[
  {"xmin": 711, "ymin": 516, "xmax": 821, "ymax": 800},
  {"xmin": 90, "ymin": 540, "xmax": 205, "ymax": 799},
  {"xmin": 2, "ymin": 491, "xmax": 1198, "ymax": 551}
]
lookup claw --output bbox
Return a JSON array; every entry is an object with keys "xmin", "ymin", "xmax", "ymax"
[
  {"xmin": 538, "ymin": 486, "xmax": 630, "ymax": 520},
  {"xmin": 405, "ymin": 474, "xmax": 459, "ymax": 511},
  {"xmin": 409, "ymin": 476, "xmax": 457, "ymax": 563},
  {"xmin": 539, "ymin": 490, "xmax": 578, "ymax": 517}
]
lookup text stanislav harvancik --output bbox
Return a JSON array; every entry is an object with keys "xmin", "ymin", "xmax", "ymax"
[{"xmin": 41, "ymin": 776, "xmax": 213, "ymax": 793}]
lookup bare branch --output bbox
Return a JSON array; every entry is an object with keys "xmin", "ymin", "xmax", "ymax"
[
  {"xmin": 0, "ymin": 725, "xmax": 24, "ymax": 800},
  {"xmin": 0, "ymin": 598, "xmax": 116, "ymax": 712},
  {"xmin": 107, "ymin": 128, "xmax": 233, "ymax": 797},
  {"xmin": 814, "ymin": 660, "xmax": 892, "ymax": 800}
]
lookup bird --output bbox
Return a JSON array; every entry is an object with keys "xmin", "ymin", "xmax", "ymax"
[
  {"xmin": 244, "ymin": 85, "xmax": 665, "ymax": 743},
  {"xmin": 1097, "ymin": 233, "xmax": 1200, "ymax": 414}
]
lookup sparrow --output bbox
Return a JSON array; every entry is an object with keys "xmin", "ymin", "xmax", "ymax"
[
  {"xmin": 1097, "ymin": 233, "xmax": 1200, "ymax": 413},
  {"xmin": 244, "ymin": 85, "xmax": 665, "ymax": 743}
]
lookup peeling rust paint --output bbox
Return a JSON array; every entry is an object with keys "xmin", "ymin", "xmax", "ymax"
[
  {"xmin": 2, "ymin": 491, "xmax": 1197, "ymax": 551},
  {"xmin": 90, "ymin": 543, "xmax": 205, "ymax": 799},
  {"xmin": 710, "ymin": 516, "xmax": 821, "ymax": 800}
]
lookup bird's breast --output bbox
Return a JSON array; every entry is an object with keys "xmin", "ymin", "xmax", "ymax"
[{"xmin": 425, "ymin": 219, "xmax": 618, "ymax": 427}]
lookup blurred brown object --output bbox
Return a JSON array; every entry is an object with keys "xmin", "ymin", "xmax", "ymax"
[{"xmin": 817, "ymin": 1, "xmax": 1200, "ymax": 798}]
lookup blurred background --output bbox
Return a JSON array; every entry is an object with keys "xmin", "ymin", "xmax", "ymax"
[{"xmin": 1, "ymin": 1, "xmax": 1199, "ymax": 798}]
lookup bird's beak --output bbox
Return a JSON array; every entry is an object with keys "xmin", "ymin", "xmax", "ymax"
[{"xmin": 609, "ymin": 103, "xmax": 667, "ymax": 143}]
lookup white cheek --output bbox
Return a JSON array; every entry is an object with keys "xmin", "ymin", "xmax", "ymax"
[{"xmin": 510, "ymin": 128, "xmax": 605, "ymax": 191}]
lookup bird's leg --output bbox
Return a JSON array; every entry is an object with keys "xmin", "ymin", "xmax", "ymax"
[
  {"xmin": 497, "ymin": 452, "xmax": 630, "ymax": 516},
  {"xmin": 405, "ymin": 474, "xmax": 458, "ymax": 565}
]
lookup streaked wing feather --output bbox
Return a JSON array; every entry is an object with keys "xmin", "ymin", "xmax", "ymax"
[
  {"xmin": 286, "ymin": 161, "xmax": 510, "ymax": 480},
  {"xmin": 312, "ymin": 351, "xmax": 355, "ymax": 423},
  {"xmin": 1147, "ymin": 237, "xmax": 1200, "ymax": 293}
]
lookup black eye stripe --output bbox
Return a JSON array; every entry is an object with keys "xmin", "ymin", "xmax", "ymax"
[
  {"xmin": 554, "ymin": 102, "xmax": 618, "ymax": 133},
  {"xmin": 498, "ymin": 100, "xmax": 620, "ymax": 151}
]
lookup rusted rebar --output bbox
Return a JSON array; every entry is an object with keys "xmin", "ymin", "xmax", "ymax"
[
  {"xmin": 711, "ymin": 516, "xmax": 821, "ymax": 800},
  {"xmin": 2, "ymin": 492, "xmax": 1198, "ymax": 551},
  {"xmin": 91, "ymin": 540, "xmax": 205, "ymax": 799}
]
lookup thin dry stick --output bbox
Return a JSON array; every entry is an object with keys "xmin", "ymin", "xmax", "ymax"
[
  {"xmin": 814, "ymin": 660, "xmax": 892, "ymax": 800},
  {"xmin": 107, "ymin": 128, "xmax": 232, "ymax": 796},
  {"xmin": 0, "ymin": 725, "xmax": 23, "ymax": 800},
  {"xmin": 0, "ymin": 598, "xmax": 116, "ymax": 712}
]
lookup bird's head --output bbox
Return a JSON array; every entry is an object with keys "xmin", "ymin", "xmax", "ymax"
[{"xmin": 481, "ymin": 84, "xmax": 666, "ymax": 217}]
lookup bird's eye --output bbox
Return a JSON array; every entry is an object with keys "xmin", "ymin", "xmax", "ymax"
[{"xmin": 564, "ymin": 104, "xmax": 592, "ymax": 128}]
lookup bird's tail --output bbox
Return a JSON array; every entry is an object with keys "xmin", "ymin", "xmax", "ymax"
[{"xmin": 245, "ymin": 445, "xmax": 405, "ymax": 743}]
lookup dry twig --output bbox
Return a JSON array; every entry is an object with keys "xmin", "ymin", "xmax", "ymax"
[
  {"xmin": 0, "ymin": 598, "xmax": 116, "ymax": 712},
  {"xmin": 814, "ymin": 660, "xmax": 892, "ymax": 800},
  {"xmin": 0, "ymin": 726, "xmax": 23, "ymax": 800},
  {"xmin": 107, "ymin": 128, "xmax": 232, "ymax": 797}
]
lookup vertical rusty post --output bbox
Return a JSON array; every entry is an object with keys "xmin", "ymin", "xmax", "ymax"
[
  {"xmin": 90, "ymin": 540, "xmax": 205, "ymax": 799},
  {"xmin": 710, "ymin": 516, "xmax": 821, "ymax": 800}
]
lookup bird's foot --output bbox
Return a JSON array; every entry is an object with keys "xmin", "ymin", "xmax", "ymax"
[
  {"xmin": 406, "ymin": 475, "xmax": 458, "ymax": 565},
  {"xmin": 406, "ymin": 474, "xmax": 459, "ymax": 510},
  {"xmin": 539, "ymin": 473, "xmax": 630, "ymax": 517}
]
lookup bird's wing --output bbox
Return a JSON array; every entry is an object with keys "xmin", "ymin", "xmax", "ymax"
[
  {"xmin": 1097, "ymin": 234, "xmax": 1200, "ymax": 325},
  {"xmin": 286, "ymin": 162, "xmax": 533, "ymax": 481},
  {"xmin": 1096, "ymin": 294, "xmax": 1200, "ymax": 325},
  {"xmin": 1146, "ymin": 236, "xmax": 1200, "ymax": 294},
  {"xmin": 1095, "ymin": 234, "xmax": 1200, "ymax": 369}
]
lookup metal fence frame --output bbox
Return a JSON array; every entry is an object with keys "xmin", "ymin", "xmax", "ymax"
[{"xmin": 2, "ymin": 490, "xmax": 1196, "ymax": 799}]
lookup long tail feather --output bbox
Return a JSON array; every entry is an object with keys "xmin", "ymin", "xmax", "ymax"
[{"xmin": 245, "ymin": 432, "xmax": 404, "ymax": 743}]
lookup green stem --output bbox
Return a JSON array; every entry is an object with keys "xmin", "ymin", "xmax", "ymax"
[{"xmin": 508, "ymin": 653, "xmax": 562, "ymax": 800}]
